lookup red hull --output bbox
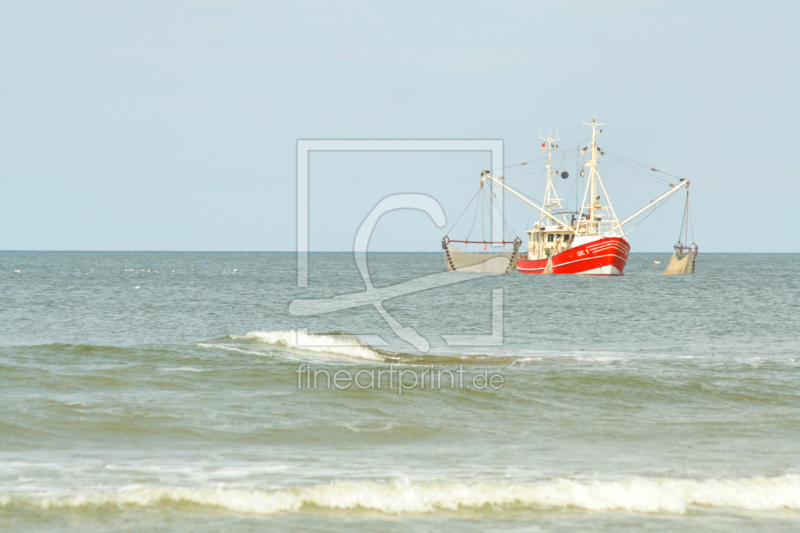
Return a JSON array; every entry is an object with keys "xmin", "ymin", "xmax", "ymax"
[{"xmin": 517, "ymin": 236, "xmax": 630, "ymax": 275}]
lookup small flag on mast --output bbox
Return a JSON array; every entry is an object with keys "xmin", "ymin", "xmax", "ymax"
[{"xmin": 541, "ymin": 143, "xmax": 546, "ymax": 149}]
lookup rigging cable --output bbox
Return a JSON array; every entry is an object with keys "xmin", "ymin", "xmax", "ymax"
[
  {"xmin": 485, "ymin": 184, "xmax": 521, "ymax": 244},
  {"xmin": 623, "ymin": 189, "xmax": 676, "ymax": 237},
  {"xmin": 480, "ymin": 188, "xmax": 486, "ymax": 242},
  {"xmin": 677, "ymin": 190, "xmax": 694, "ymax": 244},
  {"xmin": 603, "ymin": 154, "xmax": 671, "ymax": 185},
  {"xmin": 444, "ymin": 186, "xmax": 482, "ymax": 236},
  {"xmin": 599, "ymin": 162, "xmax": 676, "ymax": 186},
  {"xmin": 603, "ymin": 150, "xmax": 681, "ymax": 183}
]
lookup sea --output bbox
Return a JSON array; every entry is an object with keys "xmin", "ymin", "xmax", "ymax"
[{"xmin": 1, "ymin": 251, "xmax": 799, "ymax": 532}]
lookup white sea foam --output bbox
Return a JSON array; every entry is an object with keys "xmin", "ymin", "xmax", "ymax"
[
  {"xmin": 235, "ymin": 330, "xmax": 386, "ymax": 362},
  {"xmin": 196, "ymin": 343, "xmax": 269, "ymax": 357},
  {"xmin": 4, "ymin": 476, "xmax": 800, "ymax": 515},
  {"xmin": 339, "ymin": 422, "xmax": 396, "ymax": 433}
]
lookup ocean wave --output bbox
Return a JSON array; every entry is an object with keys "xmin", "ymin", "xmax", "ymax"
[
  {"xmin": 210, "ymin": 331, "xmax": 664, "ymax": 367},
  {"xmin": 203, "ymin": 330, "xmax": 800, "ymax": 369},
  {"xmin": 231, "ymin": 330, "xmax": 390, "ymax": 362},
  {"xmin": 221, "ymin": 330, "xmax": 526, "ymax": 365},
  {"xmin": 4, "ymin": 475, "xmax": 800, "ymax": 515}
]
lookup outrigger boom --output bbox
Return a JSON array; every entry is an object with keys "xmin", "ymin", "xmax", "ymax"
[
  {"xmin": 481, "ymin": 171, "xmax": 567, "ymax": 227},
  {"xmin": 482, "ymin": 170, "xmax": 689, "ymax": 235}
]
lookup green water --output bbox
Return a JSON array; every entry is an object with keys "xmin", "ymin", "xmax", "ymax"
[{"xmin": 1, "ymin": 252, "xmax": 799, "ymax": 532}]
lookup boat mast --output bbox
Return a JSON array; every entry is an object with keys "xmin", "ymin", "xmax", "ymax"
[
  {"xmin": 578, "ymin": 118, "xmax": 621, "ymax": 236},
  {"xmin": 539, "ymin": 133, "xmax": 563, "ymax": 225}
]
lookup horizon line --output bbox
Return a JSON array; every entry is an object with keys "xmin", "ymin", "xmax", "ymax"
[{"xmin": 1, "ymin": 250, "xmax": 798, "ymax": 254}]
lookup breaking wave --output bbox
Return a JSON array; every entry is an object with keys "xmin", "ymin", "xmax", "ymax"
[
  {"xmin": 214, "ymin": 330, "xmax": 520, "ymax": 365},
  {"xmin": 232, "ymin": 330, "xmax": 389, "ymax": 362},
  {"xmin": 4, "ymin": 475, "xmax": 800, "ymax": 515}
]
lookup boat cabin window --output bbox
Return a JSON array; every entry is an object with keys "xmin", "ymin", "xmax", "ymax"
[
  {"xmin": 564, "ymin": 234, "xmax": 571, "ymax": 241},
  {"xmin": 548, "ymin": 234, "xmax": 554, "ymax": 242}
]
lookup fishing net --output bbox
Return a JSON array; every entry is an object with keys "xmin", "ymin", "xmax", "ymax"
[
  {"xmin": 443, "ymin": 239, "xmax": 521, "ymax": 273},
  {"xmin": 662, "ymin": 245, "xmax": 697, "ymax": 275},
  {"xmin": 442, "ymin": 181, "xmax": 522, "ymax": 274},
  {"xmin": 662, "ymin": 190, "xmax": 698, "ymax": 275}
]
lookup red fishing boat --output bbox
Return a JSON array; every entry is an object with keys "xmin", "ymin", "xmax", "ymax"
[{"xmin": 444, "ymin": 119, "xmax": 692, "ymax": 276}]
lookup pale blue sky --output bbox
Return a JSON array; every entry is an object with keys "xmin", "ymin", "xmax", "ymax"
[{"xmin": 1, "ymin": 1, "xmax": 797, "ymax": 252}]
